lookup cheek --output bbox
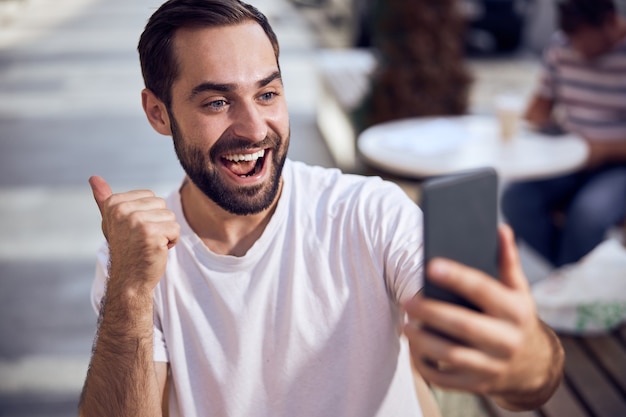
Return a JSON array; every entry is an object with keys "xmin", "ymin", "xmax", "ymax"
[
  {"xmin": 584, "ymin": 44, "xmax": 607, "ymax": 59},
  {"xmin": 572, "ymin": 33, "xmax": 609, "ymax": 58},
  {"xmin": 181, "ymin": 117, "xmax": 226, "ymax": 148},
  {"xmin": 268, "ymin": 102, "xmax": 290, "ymax": 136}
]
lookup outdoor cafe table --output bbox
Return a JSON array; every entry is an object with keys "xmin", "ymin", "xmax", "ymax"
[{"xmin": 357, "ymin": 115, "xmax": 589, "ymax": 181}]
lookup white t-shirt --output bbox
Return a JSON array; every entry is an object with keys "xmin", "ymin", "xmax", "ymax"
[{"xmin": 92, "ymin": 160, "xmax": 425, "ymax": 417}]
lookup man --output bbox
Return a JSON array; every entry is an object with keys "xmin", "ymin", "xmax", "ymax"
[
  {"xmin": 502, "ymin": 0, "xmax": 626, "ymax": 268},
  {"xmin": 79, "ymin": 1, "xmax": 563, "ymax": 416}
]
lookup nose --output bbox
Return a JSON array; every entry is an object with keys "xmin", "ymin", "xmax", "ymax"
[{"xmin": 231, "ymin": 102, "xmax": 268, "ymax": 143}]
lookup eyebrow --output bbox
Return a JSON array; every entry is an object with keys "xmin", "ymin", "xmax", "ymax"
[{"xmin": 188, "ymin": 70, "xmax": 282, "ymax": 101}]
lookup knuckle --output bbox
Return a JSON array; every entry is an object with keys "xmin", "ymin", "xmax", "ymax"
[
  {"xmin": 499, "ymin": 340, "xmax": 518, "ymax": 358},
  {"xmin": 453, "ymin": 316, "xmax": 475, "ymax": 335},
  {"xmin": 499, "ymin": 329, "xmax": 523, "ymax": 357},
  {"xmin": 104, "ymin": 193, "xmax": 126, "ymax": 210},
  {"xmin": 476, "ymin": 365, "xmax": 504, "ymax": 394},
  {"xmin": 166, "ymin": 210, "xmax": 178, "ymax": 222},
  {"xmin": 474, "ymin": 381, "xmax": 491, "ymax": 395},
  {"xmin": 110, "ymin": 200, "xmax": 133, "ymax": 220},
  {"xmin": 140, "ymin": 221, "xmax": 162, "ymax": 239},
  {"xmin": 145, "ymin": 196, "xmax": 163, "ymax": 208},
  {"xmin": 519, "ymin": 302, "xmax": 536, "ymax": 323},
  {"xmin": 127, "ymin": 210, "xmax": 147, "ymax": 229},
  {"xmin": 442, "ymin": 345, "xmax": 465, "ymax": 364}
]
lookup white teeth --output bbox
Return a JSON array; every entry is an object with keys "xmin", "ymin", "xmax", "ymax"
[{"xmin": 223, "ymin": 149, "xmax": 265, "ymax": 162}]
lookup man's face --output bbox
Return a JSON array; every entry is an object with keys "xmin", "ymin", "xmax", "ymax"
[
  {"xmin": 167, "ymin": 22, "xmax": 289, "ymax": 215},
  {"xmin": 569, "ymin": 23, "xmax": 616, "ymax": 60}
]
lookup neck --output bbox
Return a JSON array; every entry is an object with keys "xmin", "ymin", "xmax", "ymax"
[{"xmin": 180, "ymin": 178, "xmax": 282, "ymax": 257}]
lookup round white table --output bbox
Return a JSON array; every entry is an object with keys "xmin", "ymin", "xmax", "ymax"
[{"xmin": 357, "ymin": 115, "xmax": 589, "ymax": 180}]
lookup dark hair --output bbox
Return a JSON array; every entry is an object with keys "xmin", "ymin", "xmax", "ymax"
[
  {"xmin": 557, "ymin": 0, "xmax": 616, "ymax": 34},
  {"xmin": 138, "ymin": 0, "xmax": 280, "ymax": 106}
]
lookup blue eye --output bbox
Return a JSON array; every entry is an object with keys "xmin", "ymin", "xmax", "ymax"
[
  {"xmin": 260, "ymin": 92, "xmax": 276, "ymax": 101},
  {"xmin": 206, "ymin": 100, "xmax": 228, "ymax": 109}
]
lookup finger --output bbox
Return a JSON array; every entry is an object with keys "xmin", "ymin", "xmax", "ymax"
[
  {"xmin": 498, "ymin": 224, "xmax": 528, "ymax": 292},
  {"xmin": 413, "ymin": 357, "xmax": 495, "ymax": 394},
  {"xmin": 89, "ymin": 175, "xmax": 113, "ymax": 215},
  {"xmin": 426, "ymin": 259, "xmax": 502, "ymax": 308},
  {"xmin": 149, "ymin": 218, "xmax": 181, "ymax": 250},
  {"xmin": 404, "ymin": 322, "xmax": 501, "ymax": 392},
  {"xmin": 109, "ymin": 195, "xmax": 167, "ymax": 218},
  {"xmin": 425, "ymin": 259, "xmax": 520, "ymax": 319},
  {"xmin": 127, "ymin": 208, "xmax": 178, "ymax": 225},
  {"xmin": 407, "ymin": 297, "xmax": 521, "ymax": 357},
  {"xmin": 134, "ymin": 209, "xmax": 180, "ymax": 249},
  {"xmin": 164, "ymin": 221, "xmax": 180, "ymax": 249}
]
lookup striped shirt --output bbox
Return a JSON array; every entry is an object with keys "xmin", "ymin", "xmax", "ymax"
[{"xmin": 537, "ymin": 32, "xmax": 626, "ymax": 142}]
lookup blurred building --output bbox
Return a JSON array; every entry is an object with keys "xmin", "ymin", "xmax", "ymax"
[{"xmin": 293, "ymin": 0, "xmax": 562, "ymax": 55}]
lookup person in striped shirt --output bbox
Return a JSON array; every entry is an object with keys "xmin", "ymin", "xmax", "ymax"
[{"xmin": 502, "ymin": 0, "xmax": 626, "ymax": 268}]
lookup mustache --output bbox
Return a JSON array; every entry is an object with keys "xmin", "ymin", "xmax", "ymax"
[{"xmin": 210, "ymin": 134, "xmax": 280, "ymax": 159}]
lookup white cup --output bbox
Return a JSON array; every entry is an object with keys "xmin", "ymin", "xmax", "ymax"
[{"xmin": 494, "ymin": 94, "xmax": 524, "ymax": 142}]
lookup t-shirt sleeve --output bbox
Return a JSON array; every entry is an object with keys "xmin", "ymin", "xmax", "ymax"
[
  {"xmin": 361, "ymin": 180, "xmax": 424, "ymax": 305},
  {"xmin": 152, "ymin": 309, "xmax": 169, "ymax": 363},
  {"xmin": 90, "ymin": 243, "xmax": 109, "ymax": 315},
  {"xmin": 385, "ymin": 187, "xmax": 424, "ymax": 305},
  {"xmin": 91, "ymin": 242, "xmax": 169, "ymax": 363}
]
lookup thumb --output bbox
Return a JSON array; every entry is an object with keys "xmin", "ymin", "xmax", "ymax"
[
  {"xmin": 88, "ymin": 175, "xmax": 113, "ymax": 215},
  {"xmin": 498, "ymin": 223, "xmax": 528, "ymax": 291}
]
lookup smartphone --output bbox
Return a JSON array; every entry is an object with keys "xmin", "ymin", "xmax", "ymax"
[{"xmin": 421, "ymin": 167, "xmax": 499, "ymax": 311}]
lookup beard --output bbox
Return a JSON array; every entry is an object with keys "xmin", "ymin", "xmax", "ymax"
[{"xmin": 169, "ymin": 111, "xmax": 288, "ymax": 216}]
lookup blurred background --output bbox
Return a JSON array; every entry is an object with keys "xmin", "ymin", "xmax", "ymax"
[{"xmin": 0, "ymin": 0, "xmax": 590, "ymax": 416}]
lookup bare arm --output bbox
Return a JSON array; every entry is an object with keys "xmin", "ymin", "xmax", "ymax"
[
  {"xmin": 79, "ymin": 176, "xmax": 179, "ymax": 417},
  {"xmin": 79, "ymin": 290, "xmax": 166, "ymax": 416},
  {"xmin": 524, "ymin": 95, "xmax": 554, "ymax": 128},
  {"xmin": 586, "ymin": 139, "xmax": 626, "ymax": 168},
  {"xmin": 404, "ymin": 225, "xmax": 564, "ymax": 411},
  {"xmin": 525, "ymin": 94, "xmax": 626, "ymax": 168},
  {"xmin": 160, "ymin": 365, "xmax": 170, "ymax": 417}
]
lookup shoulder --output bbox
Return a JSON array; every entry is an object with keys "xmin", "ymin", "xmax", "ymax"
[
  {"xmin": 549, "ymin": 31, "xmax": 569, "ymax": 48},
  {"xmin": 284, "ymin": 160, "xmax": 413, "ymax": 207},
  {"xmin": 283, "ymin": 160, "xmax": 421, "ymax": 230},
  {"xmin": 542, "ymin": 31, "xmax": 571, "ymax": 62}
]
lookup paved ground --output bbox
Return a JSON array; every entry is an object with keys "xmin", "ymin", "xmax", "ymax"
[
  {"xmin": 0, "ymin": 1, "xmax": 549, "ymax": 416},
  {"xmin": 0, "ymin": 0, "xmax": 332, "ymax": 415}
]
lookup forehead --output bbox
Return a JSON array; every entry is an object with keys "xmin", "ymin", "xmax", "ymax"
[{"xmin": 172, "ymin": 22, "xmax": 279, "ymax": 88}]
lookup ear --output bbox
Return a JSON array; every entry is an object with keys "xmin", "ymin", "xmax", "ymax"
[{"xmin": 142, "ymin": 88, "xmax": 172, "ymax": 136}]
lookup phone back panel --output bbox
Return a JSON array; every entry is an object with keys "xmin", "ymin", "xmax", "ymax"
[{"xmin": 421, "ymin": 168, "xmax": 499, "ymax": 310}]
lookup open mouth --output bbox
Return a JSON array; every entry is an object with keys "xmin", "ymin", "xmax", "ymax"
[{"xmin": 221, "ymin": 149, "xmax": 266, "ymax": 178}]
